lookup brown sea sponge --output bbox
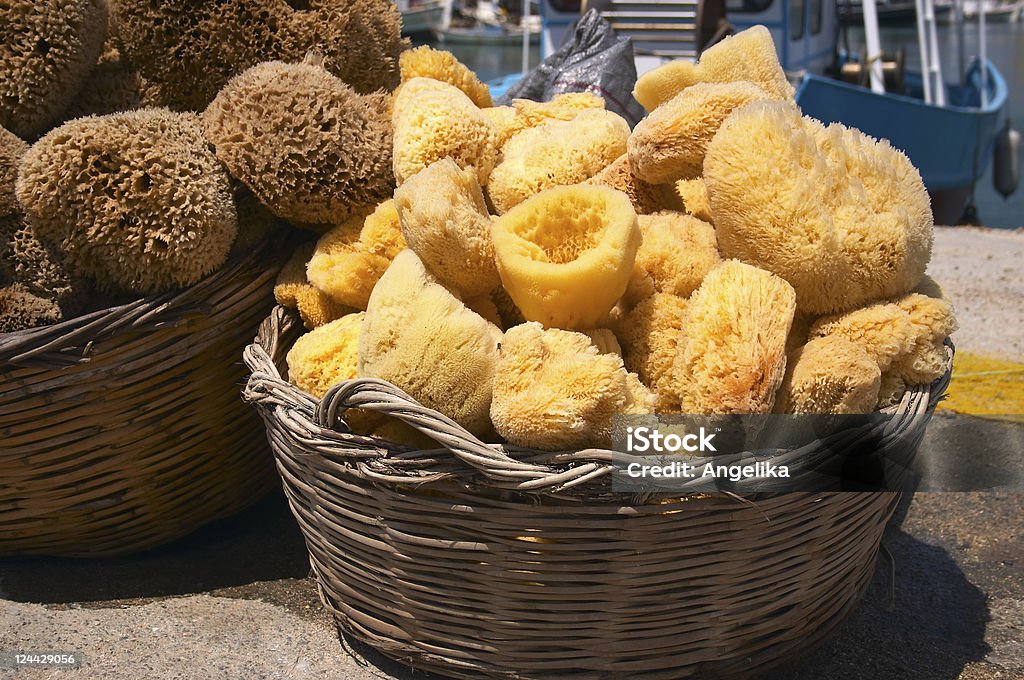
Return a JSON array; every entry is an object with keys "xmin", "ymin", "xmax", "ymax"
[
  {"xmin": 675, "ymin": 178, "xmax": 714, "ymax": 223},
  {"xmin": 704, "ymin": 101, "xmax": 932, "ymax": 315},
  {"xmin": 0, "ymin": 283, "xmax": 62, "ymax": 333},
  {"xmin": 287, "ymin": 312, "xmax": 365, "ymax": 398},
  {"xmin": 583, "ymin": 154, "xmax": 685, "ymax": 215},
  {"xmin": 113, "ymin": 0, "xmax": 405, "ymax": 111},
  {"xmin": 358, "ymin": 250, "xmax": 502, "ymax": 437},
  {"xmin": 399, "ymin": 46, "xmax": 492, "ymax": 108},
  {"xmin": 0, "ymin": 0, "xmax": 108, "ymax": 137},
  {"xmin": 809, "ymin": 303, "xmax": 917, "ymax": 372},
  {"xmin": 628, "ymin": 81, "xmax": 771, "ymax": 184},
  {"xmin": 487, "ymin": 109, "xmax": 630, "ymax": 214},
  {"xmin": 276, "ymin": 243, "xmax": 355, "ymax": 329},
  {"xmin": 16, "ymin": 109, "xmax": 237, "ymax": 294},
  {"xmin": 204, "ymin": 60, "xmax": 394, "ymax": 225},
  {"xmin": 3, "ymin": 222, "xmax": 88, "ymax": 317},
  {"xmin": 615, "ymin": 293, "xmax": 689, "ymax": 411},
  {"xmin": 632, "ymin": 26, "xmax": 794, "ymax": 112},
  {"xmin": 624, "ymin": 211, "xmax": 720, "ymax": 306},
  {"xmin": 490, "ymin": 322, "xmax": 654, "ymax": 450},
  {"xmin": 0, "ymin": 126, "xmax": 28, "ymax": 220},
  {"xmin": 62, "ymin": 29, "xmax": 148, "ymax": 120},
  {"xmin": 673, "ymin": 260, "xmax": 796, "ymax": 414},
  {"xmin": 491, "ymin": 185, "xmax": 641, "ymax": 330},
  {"xmin": 775, "ymin": 335, "xmax": 882, "ymax": 414},
  {"xmin": 392, "ymin": 84, "xmax": 497, "ymax": 187},
  {"xmin": 393, "ymin": 158, "xmax": 500, "ymax": 297}
]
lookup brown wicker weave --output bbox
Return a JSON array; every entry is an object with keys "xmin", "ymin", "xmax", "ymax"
[
  {"xmin": 0, "ymin": 248, "xmax": 285, "ymax": 557},
  {"xmin": 243, "ymin": 305, "xmax": 952, "ymax": 680}
]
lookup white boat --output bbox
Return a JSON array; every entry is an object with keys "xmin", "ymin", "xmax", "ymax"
[
  {"xmin": 957, "ymin": 0, "xmax": 1024, "ymax": 21},
  {"xmin": 397, "ymin": 0, "xmax": 446, "ymax": 35},
  {"xmin": 435, "ymin": 22, "xmax": 541, "ymax": 45}
]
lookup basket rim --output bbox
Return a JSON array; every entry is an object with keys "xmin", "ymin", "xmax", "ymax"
[{"xmin": 243, "ymin": 305, "xmax": 953, "ymax": 496}]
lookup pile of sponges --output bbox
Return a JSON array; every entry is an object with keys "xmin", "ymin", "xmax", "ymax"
[{"xmin": 281, "ymin": 34, "xmax": 956, "ymax": 452}]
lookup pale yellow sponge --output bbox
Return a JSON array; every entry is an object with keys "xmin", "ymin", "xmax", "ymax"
[
  {"xmin": 392, "ymin": 83, "xmax": 497, "ymax": 186},
  {"xmin": 615, "ymin": 293, "xmax": 689, "ymax": 411},
  {"xmin": 633, "ymin": 26, "xmax": 794, "ymax": 111},
  {"xmin": 487, "ymin": 109, "xmax": 630, "ymax": 214},
  {"xmin": 890, "ymin": 293, "xmax": 956, "ymax": 384},
  {"xmin": 393, "ymin": 158, "xmax": 500, "ymax": 297},
  {"xmin": 673, "ymin": 260, "xmax": 796, "ymax": 414},
  {"xmin": 628, "ymin": 81, "xmax": 771, "ymax": 184},
  {"xmin": 358, "ymin": 250, "xmax": 502, "ymax": 436},
  {"xmin": 584, "ymin": 328, "xmax": 623, "ymax": 356},
  {"xmin": 287, "ymin": 312, "xmax": 365, "ymax": 398},
  {"xmin": 625, "ymin": 211, "xmax": 720, "ymax": 306},
  {"xmin": 913, "ymin": 274, "xmax": 946, "ymax": 300},
  {"xmin": 486, "ymin": 93, "xmax": 606, "ymax": 150},
  {"xmin": 675, "ymin": 178, "xmax": 714, "ymax": 223},
  {"xmin": 705, "ymin": 101, "xmax": 932, "ymax": 315},
  {"xmin": 876, "ymin": 372, "xmax": 908, "ymax": 409},
  {"xmin": 391, "ymin": 77, "xmax": 457, "ymax": 119},
  {"xmin": 399, "ymin": 46, "xmax": 493, "ymax": 108},
  {"xmin": 491, "ymin": 185, "xmax": 641, "ymax": 330},
  {"xmin": 360, "ymin": 199, "xmax": 407, "ymax": 260},
  {"xmin": 483, "ymin": 106, "xmax": 522, "ymax": 149},
  {"xmin": 583, "ymin": 154, "xmax": 685, "ymax": 215},
  {"xmin": 775, "ymin": 335, "xmax": 882, "ymax": 414},
  {"xmin": 490, "ymin": 322, "xmax": 653, "ymax": 450},
  {"xmin": 809, "ymin": 303, "xmax": 917, "ymax": 372},
  {"xmin": 275, "ymin": 243, "xmax": 355, "ymax": 329}
]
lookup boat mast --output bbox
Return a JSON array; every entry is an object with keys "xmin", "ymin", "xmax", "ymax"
[
  {"xmin": 979, "ymin": 0, "xmax": 988, "ymax": 106},
  {"xmin": 861, "ymin": 0, "xmax": 886, "ymax": 92},
  {"xmin": 914, "ymin": 0, "xmax": 947, "ymax": 105},
  {"xmin": 522, "ymin": 0, "xmax": 531, "ymax": 74}
]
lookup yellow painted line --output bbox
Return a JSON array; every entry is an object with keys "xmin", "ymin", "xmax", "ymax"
[{"xmin": 936, "ymin": 352, "xmax": 1024, "ymax": 422}]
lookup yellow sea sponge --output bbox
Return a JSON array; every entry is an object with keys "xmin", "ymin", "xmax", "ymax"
[
  {"xmin": 490, "ymin": 285, "xmax": 526, "ymax": 330},
  {"xmin": 393, "ymin": 158, "xmax": 500, "ymax": 297},
  {"xmin": 625, "ymin": 211, "xmax": 720, "ymax": 306},
  {"xmin": 913, "ymin": 274, "xmax": 946, "ymax": 300},
  {"xmin": 276, "ymin": 243, "xmax": 354, "ymax": 329},
  {"xmin": 359, "ymin": 199, "xmax": 406, "ymax": 260},
  {"xmin": 465, "ymin": 292, "xmax": 502, "ymax": 327},
  {"xmin": 512, "ymin": 92, "xmax": 605, "ymax": 126},
  {"xmin": 392, "ymin": 85, "xmax": 497, "ymax": 186},
  {"xmin": 490, "ymin": 322, "xmax": 654, "ymax": 450},
  {"xmin": 287, "ymin": 312, "xmax": 365, "ymax": 398},
  {"xmin": 583, "ymin": 154, "xmax": 685, "ymax": 215},
  {"xmin": 633, "ymin": 26, "xmax": 794, "ymax": 112},
  {"xmin": 203, "ymin": 60, "xmax": 394, "ymax": 225},
  {"xmin": 615, "ymin": 293, "xmax": 689, "ymax": 411},
  {"xmin": 399, "ymin": 46, "xmax": 492, "ymax": 108},
  {"xmin": 673, "ymin": 260, "xmax": 796, "ymax": 414},
  {"xmin": 483, "ymin": 105, "xmax": 522, "ymax": 149},
  {"xmin": 16, "ymin": 109, "xmax": 237, "ymax": 295},
  {"xmin": 876, "ymin": 372, "xmax": 908, "ymax": 409},
  {"xmin": 809, "ymin": 303, "xmax": 917, "ymax": 372},
  {"xmin": 584, "ymin": 328, "xmax": 622, "ymax": 356},
  {"xmin": 491, "ymin": 185, "xmax": 641, "ymax": 330},
  {"xmin": 705, "ymin": 101, "xmax": 932, "ymax": 315},
  {"xmin": 628, "ymin": 81, "xmax": 771, "ymax": 184},
  {"xmin": 890, "ymin": 293, "xmax": 956, "ymax": 384},
  {"xmin": 675, "ymin": 178, "xmax": 714, "ymax": 223},
  {"xmin": 775, "ymin": 335, "xmax": 882, "ymax": 414},
  {"xmin": 358, "ymin": 250, "xmax": 502, "ymax": 436},
  {"xmin": 487, "ymin": 109, "xmax": 630, "ymax": 214}
]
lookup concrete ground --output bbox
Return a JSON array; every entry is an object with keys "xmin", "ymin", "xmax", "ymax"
[{"xmin": 1, "ymin": 227, "xmax": 1021, "ymax": 679}]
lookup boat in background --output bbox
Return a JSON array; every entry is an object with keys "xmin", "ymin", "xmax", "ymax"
[
  {"xmin": 838, "ymin": 0, "xmax": 953, "ymax": 25},
  {"xmin": 398, "ymin": 0, "xmax": 446, "ymax": 36},
  {"xmin": 436, "ymin": 22, "xmax": 541, "ymax": 44},
  {"xmin": 434, "ymin": 0, "xmax": 542, "ymax": 45},
  {"xmin": 950, "ymin": 0, "xmax": 1024, "ymax": 21}
]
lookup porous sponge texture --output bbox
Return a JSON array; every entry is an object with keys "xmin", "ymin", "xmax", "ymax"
[
  {"xmin": 0, "ymin": 0, "xmax": 108, "ymax": 137},
  {"xmin": 583, "ymin": 154, "xmax": 685, "ymax": 216},
  {"xmin": 675, "ymin": 178, "xmax": 714, "ymax": 223},
  {"xmin": 487, "ymin": 109, "xmax": 630, "ymax": 214},
  {"xmin": 306, "ymin": 200, "xmax": 406, "ymax": 310},
  {"xmin": 358, "ymin": 250, "xmax": 503, "ymax": 437},
  {"xmin": 775, "ymin": 335, "xmax": 882, "ymax": 414},
  {"xmin": 633, "ymin": 26, "xmax": 794, "ymax": 112},
  {"xmin": 204, "ymin": 60, "xmax": 394, "ymax": 225},
  {"xmin": 113, "ymin": 0, "xmax": 405, "ymax": 111},
  {"xmin": 0, "ymin": 126, "xmax": 28, "ymax": 220},
  {"xmin": 276, "ymin": 243, "xmax": 355, "ymax": 329},
  {"xmin": 810, "ymin": 303, "xmax": 917, "ymax": 372},
  {"xmin": 486, "ymin": 93, "xmax": 606, "ymax": 150},
  {"xmin": 628, "ymin": 81, "xmax": 771, "ymax": 184},
  {"xmin": 704, "ymin": 101, "xmax": 932, "ymax": 315},
  {"xmin": 287, "ymin": 312, "xmax": 365, "ymax": 399},
  {"xmin": 624, "ymin": 211, "xmax": 720, "ymax": 306},
  {"xmin": 491, "ymin": 185, "xmax": 641, "ymax": 330},
  {"xmin": 399, "ymin": 46, "xmax": 492, "ymax": 108},
  {"xmin": 889, "ymin": 293, "xmax": 956, "ymax": 385},
  {"xmin": 0, "ymin": 283, "xmax": 62, "ymax": 333},
  {"xmin": 673, "ymin": 260, "xmax": 796, "ymax": 414},
  {"xmin": 3, "ymin": 222, "xmax": 88, "ymax": 317},
  {"xmin": 16, "ymin": 109, "xmax": 237, "ymax": 294},
  {"xmin": 615, "ymin": 293, "xmax": 689, "ymax": 411},
  {"xmin": 490, "ymin": 322, "xmax": 654, "ymax": 450},
  {"xmin": 393, "ymin": 158, "xmax": 499, "ymax": 297}
]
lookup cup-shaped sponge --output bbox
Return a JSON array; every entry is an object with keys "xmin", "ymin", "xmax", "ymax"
[
  {"xmin": 393, "ymin": 158, "xmax": 500, "ymax": 297},
  {"xmin": 287, "ymin": 312, "xmax": 365, "ymax": 399},
  {"xmin": 672, "ymin": 260, "xmax": 797, "ymax": 414},
  {"xmin": 624, "ymin": 211, "xmax": 720, "ymax": 306},
  {"xmin": 399, "ymin": 46, "xmax": 492, "ymax": 108},
  {"xmin": 491, "ymin": 185, "xmax": 641, "ymax": 331},
  {"xmin": 490, "ymin": 322, "xmax": 655, "ymax": 450},
  {"xmin": 16, "ymin": 109, "xmax": 237, "ymax": 295},
  {"xmin": 358, "ymin": 250, "xmax": 503, "ymax": 437},
  {"xmin": 775, "ymin": 335, "xmax": 882, "ymax": 414},
  {"xmin": 203, "ymin": 60, "xmax": 394, "ymax": 225},
  {"xmin": 487, "ymin": 109, "xmax": 630, "ymax": 214}
]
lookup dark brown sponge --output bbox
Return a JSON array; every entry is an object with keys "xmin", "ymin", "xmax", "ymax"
[
  {"xmin": 0, "ymin": 0, "xmax": 109, "ymax": 137},
  {"xmin": 203, "ymin": 60, "xmax": 394, "ymax": 225},
  {"xmin": 3, "ymin": 221, "xmax": 90, "ymax": 317},
  {"xmin": 0, "ymin": 282, "xmax": 62, "ymax": 333},
  {"xmin": 112, "ymin": 0, "xmax": 405, "ymax": 112},
  {"xmin": 16, "ymin": 109, "xmax": 238, "ymax": 295},
  {"xmin": 0, "ymin": 125, "xmax": 28, "ymax": 220}
]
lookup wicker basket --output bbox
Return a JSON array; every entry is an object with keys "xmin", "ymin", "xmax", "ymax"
[
  {"xmin": 243, "ymin": 305, "xmax": 952, "ymax": 680},
  {"xmin": 0, "ymin": 247, "xmax": 285, "ymax": 557}
]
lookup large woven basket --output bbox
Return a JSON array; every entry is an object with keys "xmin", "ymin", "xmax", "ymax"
[
  {"xmin": 243, "ymin": 305, "xmax": 952, "ymax": 680},
  {"xmin": 0, "ymin": 247, "xmax": 284, "ymax": 557}
]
